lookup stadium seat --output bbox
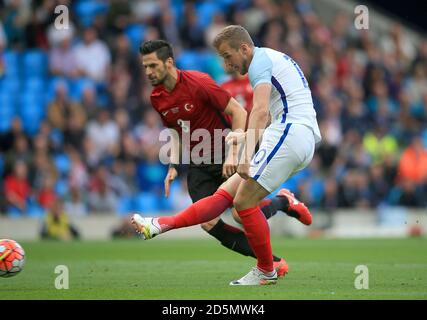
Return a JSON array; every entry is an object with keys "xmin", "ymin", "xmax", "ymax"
[
  {"xmin": 69, "ymin": 78, "xmax": 96, "ymax": 101},
  {"xmin": 46, "ymin": 77, "xmax": 70, "ymax": 103},
  {"xmin": 53, "ymin": 153, "xmax": 71, "ymax": 177},
  {"xmin": 117, "ymin": 197, "xmax": 133, "ymax": 216},
  {"xmin": 199, "ymin": 52, "xmax": 227, "ymax": 83},
  {"xmin": 195, "ymin": 1, "xmax": 221, "ymax": 29},
  {"xmin": 176, "ymin": 50, "xmax": 205, "ymax": 72},
  {"xmin": 22, "ymin": 50, "xmax": 48, "ymax": 78},
  {"xmin": 0, "ymin": 77, "xmax": 21, "ymax": 96},
  {"xmin": 134, "ymin": 193, "xmax": 160, "ymax": 213},
  {"xmin": 24, "ymin": 77, "xmax": 46, "ymax": 94},
  {"xmin": 6, "ymin": 207, "xmax": 23, "ymax": 218},
  {"xmin": 74, "ymin": 0, "xmax": 110, "ymax": 27},
  {"xmin": 19, "ymin": 94, "xmax": 46, "ymax": 135},
  {"xmin": 27, "ymin": 203, "xmax": 47, "ymax": 218},
  {"xmin": 0, "ymin": 94, "xmax": 16, "ymax": 132},
  {"xmin": 125, "ymin": 24, "xmax": 146, "ymax": 53},
  {"xmin": 2, "ymin": 50, "xmax": 20, "ymax": 77},
  {"xmin": 54, "ymin": 178, "xmax": 69, "ymax": 197}
]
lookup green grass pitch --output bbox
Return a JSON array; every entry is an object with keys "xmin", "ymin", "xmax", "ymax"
[{"xmin": 1, "ymin": 237, "xmax": 426, "ymax": 299}]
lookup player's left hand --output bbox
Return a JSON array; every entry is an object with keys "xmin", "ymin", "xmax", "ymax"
[
  {"xmin": 223, "ymin": 156, "xmax": 237, "ymax": 179},
  {"xmin": 223, "ymin": 144, "xmax": 239, "ymax": 178},
  {"xmin": 237, "ymin": 162, "xmax": 250, "ymax": 180},
  {"xmin": 225, "ymin": 130, "xmax": 246, "ymax": 146}
]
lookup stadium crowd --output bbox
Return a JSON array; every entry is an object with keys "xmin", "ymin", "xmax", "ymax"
[{"xmin": 0, "ymin": 0, "xmax": 426, "ymax": 218}]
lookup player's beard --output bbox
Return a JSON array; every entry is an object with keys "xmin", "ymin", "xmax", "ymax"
[
  {"xmin": 150, "ymin": 68, "xmax": 168, "ymax": 86},
  {"xmin": 239, "ymin": 57, "xmax": 249, "ymax": 75}
]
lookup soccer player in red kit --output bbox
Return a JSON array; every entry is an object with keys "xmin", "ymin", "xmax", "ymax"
[
  {"xmin": 221, "ymin": 69, "xmax": 253, "ymax": 114},
  {"xmin": 137, "ymin": 40, "xmax": 311, "ymax": 277}
]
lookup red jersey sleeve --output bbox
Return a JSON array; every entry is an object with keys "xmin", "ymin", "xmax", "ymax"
[{"xmin": 197, "ymin": 74, "xmax": 231, "ymax": 112}]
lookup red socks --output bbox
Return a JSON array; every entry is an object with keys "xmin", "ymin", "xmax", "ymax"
[
  {"xmin": 158, "ymin": 190, "xmax": 273, "ymax": 273},
  {"xmin": 158, "ymin": 189, "xmax": 233, "ymax": 231},
  {"xmin": 236, "ymin": 206, "xmax": 273, "ymax": 273}
]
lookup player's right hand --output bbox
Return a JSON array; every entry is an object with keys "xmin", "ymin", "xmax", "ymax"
[{"xmin": 164, "ymin": 167, "xmax": 178, "ymax": 198}]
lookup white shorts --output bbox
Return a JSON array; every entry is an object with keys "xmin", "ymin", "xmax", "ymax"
[{"xmin": 249, "ymin": 122, "xmax": 315, "ymax": 193}]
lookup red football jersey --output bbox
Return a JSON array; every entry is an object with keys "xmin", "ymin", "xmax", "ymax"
[
  {"xmin": 150, "ymin": 70, "xmax": 232, "ymax": 164},
  {"xmin": 221, "ymin": 75, "xmax": 253, "ymax": 113}
]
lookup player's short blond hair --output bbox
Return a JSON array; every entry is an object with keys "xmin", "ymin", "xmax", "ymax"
[{"xmin": 213, "ymin": 25, "xmax": 254, "ymax": 50}]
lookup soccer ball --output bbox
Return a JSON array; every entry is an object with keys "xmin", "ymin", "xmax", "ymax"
[{"xmin": 0, "ymin": 239, "xmax": 26, "ymax": 278}]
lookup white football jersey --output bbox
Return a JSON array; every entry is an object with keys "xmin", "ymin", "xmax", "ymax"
[{"xmin": 248, "ymin": 47, "xmax": 322, "ymax": 143}]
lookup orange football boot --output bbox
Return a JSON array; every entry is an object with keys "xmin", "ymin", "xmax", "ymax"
[{"xmin": 276, "ymin": 188, "xmax": 313, "ymax": 225}]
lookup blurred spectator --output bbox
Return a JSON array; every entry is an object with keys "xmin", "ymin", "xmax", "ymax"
[
  {"xmin": 3, "ymin": 0, "xmax": 31, "ymax": 48},
  {"xmin": 220, "ymin": 68, "xmax": 253, "ymax": 113},
  {"xmin": 68, "ymin": 148, "xmax": 89, "ymax": 190},
  {"xmin": 4, "ymin": 160, "xmax": 31, "ymax": 214},
  {"xmin": 0, "ymin": 21, "xmax": 7, "ymax": 49},
  {"xmin": 106, "ymin": 0, "xmax": 132, "ymax": 34},
  {"xmin": 37, "ymin": 173, "xmax": 57, "ymax": 210},
  {"xmin": 337, "ymin": 169, "xmax": 371, "ymax": 208},
  {"xmin": 80, "ymin": 84, "xmax": 100, "ymax": 120},
  {"xmin": 110, "ymin": 159, "xmax": 137, "ymax": 197},
  {"xmin": 397, "ymin": 135, "xmax": 427, "ymax": 184},
  {"xmin": 4, "ymin": 134, "xmax": 32, "ymax": 175},
  {"xmin": 74, "ymin": 27, "xmax": 111, "ymax": 82},
  {"xmin": 40, "ymin": 198, "xmax": 80, "ymax": 241},
  {"xmin": 179, "ymin": 2, "xmax": 206, "ymax": 49},
  {"xmin": 64, "ymin": 187, "xmax": 88, "ymax": 217},
  {"xmin": 0, "ymin": 0, "xmax": 426, "ymax": 214},
  {"xmin": 0, "ymin": 117, "xmax": 28, "ymax": 153},
  {"xmin": 85, "ymin": 109, "xmax": 120, "ymax": 165},
  {"xmin": 363, "ymin": 125, "xmax": 398, "ymax": 164},
  {"xmin": 133, "ymin": 109, "xmax": 162, "ymax": 155},
  {"xmin": 48, "ymin": 25, "xmax": 79, "ymax": 78},
  {"xmin": 88, "ymin": 165, "xmax": 118, "ymax": 213},
  {"xmin": 320, "ymin": 178, "xmax": 338, "ymax": 210},
  {"xmin": 47, "ymin": 81, "xmax": 87, "ymax": 131}
]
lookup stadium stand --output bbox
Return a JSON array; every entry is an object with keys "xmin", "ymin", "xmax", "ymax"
[{"xmin": 0, "ymin": 0, "xmax": 426, "ymax": 218}]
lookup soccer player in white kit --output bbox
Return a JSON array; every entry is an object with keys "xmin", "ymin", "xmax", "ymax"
[{"xmin": 132, "ymin": 25, "xmax": 321, "ymax": 285}]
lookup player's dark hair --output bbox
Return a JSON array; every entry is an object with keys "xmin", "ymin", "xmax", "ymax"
[{"xmin": 139, "ymin": 40, "xmax": 174, "ymax": 62}]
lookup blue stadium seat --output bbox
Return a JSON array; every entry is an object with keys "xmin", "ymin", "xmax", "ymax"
[
  {"xmin": 0, "ymin": 94, "xmax": 16, "ymax": 132},
  {"xmin": 117, "ymin": 197, "xmax": 133, "ymax": 216},
  {"xmin": 0, "ymin": 77, "xmax": 21, "ymax": 96},
  {"xmin": 27, "ymin": 204, "xmax": 47, "ymax": 218},
  {"xmin": 195, "ymin": 1, "xmax": 221, "ymax": 29},
  {"xmin": 69, "ymin": 78, "xmax": 96, "ymax": 101},
  {"xmin": 176, "ymin": 50, "xmax": 205, "ymax": 72},
  {"xmin": 125, "ymin": 24, "xmax": 146, "ymax": 53},
  {"xmin": 24, "ymin": 77, "xmax": 46, "ymax": 94},
  {"xmin": 46, "ymin": 77, "xmax": 69, "ymax": 103},
  {"xmin": 22, "ymin": 50, "xmax": 48, "ymax": 78},
  {"xmin": 134, "ymin": 193, "xmax": 160, "ymax": 213},
  {"xmin": 3, "ymin": 50, "xmax": 20, "ymax": 77},
  {"xmin": 74, "ymin": 0, "xmax": 110, "ymax": 27},
  {"xmin": 53, "ymin": 153, "xmax": 71, "ymax": 177},
  {"xmin": 19, "ymin": 93, "xmax": 46, "ymax": 135},
  {"xmin": 54, "ymin": 178, "xmax": 69, "ymax": 197}
]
